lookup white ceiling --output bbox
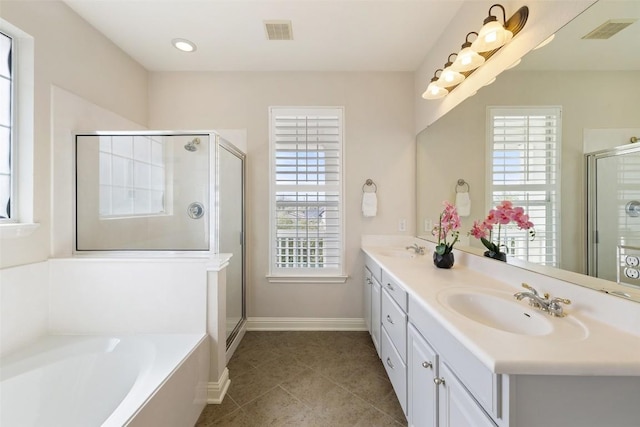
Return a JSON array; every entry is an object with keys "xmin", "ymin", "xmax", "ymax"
[{"xmin": 63, "ymin": 0, "xmax": 465, "ymax": 72}]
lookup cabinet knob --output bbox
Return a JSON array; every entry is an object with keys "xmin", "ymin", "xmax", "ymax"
[
  {"xmin": 386, "ymin": 283, "xmax": 395, "ymax": 291},
  {"xmin": 433, "ymin": 377, "xmax": 445, "ymax": 386},
  {"xmin": 421, "ymin": 361, "xmax": 433, "ymax": 369},
  {"xmin": 386, "ymin": 357, "xmax": 395, "ymax": 370},
  {"xmin": 386, "ymin": 315, "xmax": 394, "ymax": 324}
]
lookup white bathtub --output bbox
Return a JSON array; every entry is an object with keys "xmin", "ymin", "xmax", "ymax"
[{"xmin": 0, "ymin": 334, "xmax": 208, "ymax": 427}]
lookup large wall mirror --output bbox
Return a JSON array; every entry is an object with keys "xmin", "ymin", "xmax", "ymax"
[{"xmin": 416, "ymin": 0, "xmax": 640, "ymax": 302}]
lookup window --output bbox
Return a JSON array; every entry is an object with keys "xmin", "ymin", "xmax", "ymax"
[
  {"xmin": 98, "ymin": 135, "xmax": 166, "ymax": 218},
  {"xmin": 0, "ymin": 20, "xmax": 35, "ymax": 237},
  {"xmin": 487, "ymin": 106, "xmax": 561, "ymax": 266},
  {"xmin": 0, "ymin": 31, "xmax": 13, "ymax": 221},
  {"xmin": 268, "ymin": 107, "xmax": 345, "ymax": 282}
]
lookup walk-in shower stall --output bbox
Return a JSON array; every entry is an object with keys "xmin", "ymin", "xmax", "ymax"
[
  {"xmin": 586, "ymin": 143, "xmax": 640, "ymax": 290},
  {"xmin": 75, "ymin": 131, "xmax": 246, "ymax": 347}
]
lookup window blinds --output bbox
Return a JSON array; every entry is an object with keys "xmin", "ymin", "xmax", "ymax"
[
  {"xmin": 489, "ymin": 107, "xmax": 561, "ymax": 266},
  {"xmin": 270, "ymin": 108, "xmax": 343, "ymax": 274}
]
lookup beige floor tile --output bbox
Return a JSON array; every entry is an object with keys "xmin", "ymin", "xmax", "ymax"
[
  {"xmin": 197, "ymin": 331, "xmax": 408, "ymax": 427},
  {"xmin": 241, "ymin": 386, "xmax": 316, "ymax": 426}
]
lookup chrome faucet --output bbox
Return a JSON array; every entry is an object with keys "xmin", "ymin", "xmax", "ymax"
[
  {"xmin": 406, "ymin": 243, "xmax": 426, "ymax": 255},
  {"xmin": 513, "ymin": 283, "xmax": 571, "ymax": 317}
]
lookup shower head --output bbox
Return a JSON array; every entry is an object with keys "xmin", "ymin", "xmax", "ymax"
[{"xmin": 184, "ymin": 137, "xmax": 201, "ymax": 152}]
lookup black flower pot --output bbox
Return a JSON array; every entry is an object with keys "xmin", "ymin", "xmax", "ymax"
[
  {"xmin": 484, "ymin": 250, "xmax": 507, "ymax": 262},
  {"xmin": 433, "ymin": 251, "xmax": 454, "ymax": 269}
]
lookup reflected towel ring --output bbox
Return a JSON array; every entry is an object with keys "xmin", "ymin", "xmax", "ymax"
[
  {"xmin": 455, "ymin": 179, "xmax": 470, "ymax": 193},
  {"xmin": 363, "ymin": 179, "xmax": 377, "ymax": 193}
]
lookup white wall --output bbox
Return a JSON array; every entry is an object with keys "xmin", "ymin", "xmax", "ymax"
[
  {"xmin": 48, "ymin": 259, "xmax": 208, "ymax": 334},
  {"xmin": 0, "ymin": 261, "xmax": 48, "ymax": 356},
  {"xmin": 416, "ymin": 70, "xmax": 640, "ymax": 275},
  {"xmin": 0, "ymin": 0, "xmax": 148, "ymax": 268},
  {"xmin": 148, "ymin": 72, "xmax": 416, "ymax": 319}
]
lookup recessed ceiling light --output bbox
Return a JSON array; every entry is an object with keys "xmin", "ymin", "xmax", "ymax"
[{"xmin": 172, "ymin": 38, "xmax": 197, "ymax": 52}]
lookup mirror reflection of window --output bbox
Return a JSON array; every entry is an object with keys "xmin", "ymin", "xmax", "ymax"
[
  {"xmin": 98, "ymin": 135, "xmax": 166, "ymax": 218},
  {"xmin": 488, "ymin": 106, "xmax": 561, "ymax": 266}
]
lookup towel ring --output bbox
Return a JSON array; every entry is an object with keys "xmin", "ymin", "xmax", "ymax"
[
  {"xmin": 363, "ymin": 179, "xmax": 377, "ymax": 193},
  {"xmin": 456, "ymin": 179, "xmax": 470, "ymax": 193}
]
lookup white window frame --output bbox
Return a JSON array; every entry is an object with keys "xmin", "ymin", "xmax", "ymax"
[
  {"xmin": 486, "ymin": 106, "xmax": 562, "ymax": 266},
  {"xmin": 0, "ymin": 19, "xmax": 37, "ymax": 238},
  {"xmin": 98, "ymin": 135, "xmax": 167, "ymax": 219},
  {"xmin": 267, "ymin": 106, "xmax": 347, "ymax": 284}
]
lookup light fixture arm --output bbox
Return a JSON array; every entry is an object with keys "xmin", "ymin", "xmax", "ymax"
[
  {"xmin": 487, "ymin": 4, "xmax": 507, "ymax": 25},
  {"xmin": 464, "ymin": 32, "xmax": 479, "ymax": 46}
]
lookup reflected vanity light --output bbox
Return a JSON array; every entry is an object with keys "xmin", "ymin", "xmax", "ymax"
[
  {"xmin": 505, "ymin": 58, "xmax": 522, "ymax": 70},
  {"xmin": 171, "ymin": 38, "xmax": 197, "ymax": 52},
  {"xmin": 533, "ymin": 34, "xmax": 555, "ymax": 50},
  {"xmin": 423, "ymin": 4, "xmax": 528, "ymax": 101},
  {"xmin": 483, "ymin": 77, "xmax": 497, "ymax": 86}
]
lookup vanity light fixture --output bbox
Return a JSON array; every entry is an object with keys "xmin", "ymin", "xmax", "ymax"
[
  {"xmin": 437, "ymin": 54, "xmax": 466, "ymax": 87},
  {"xmin": 422, "ymin": 4, "xmax": 528, "ymax": 101},
  {"xmin": 450, "ymin": 32, "xmax": 486, "ymax": 72},
  {"xmin": 471, "ymin": 4, "xmax": 513, "ymax": 52},
  {"xmin": 171, "ymin": 38, "xmax": 197, "ymax": 52},
  {"xmin": 422, "ymin": 69, "xmax": 449, "ymax": 100}
]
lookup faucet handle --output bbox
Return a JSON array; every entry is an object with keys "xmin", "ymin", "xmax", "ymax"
[
  {"xmin": 548, "ymin": 297, "xmax": 571, "ymax": 317},
  {"xmin": 521, "ymin": 283, "xmax": 539, "ymax": 296}
]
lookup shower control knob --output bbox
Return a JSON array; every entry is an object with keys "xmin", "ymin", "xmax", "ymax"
[{"xmin": 187, "ymin": 202, "xmax": 205, "ymax": 219}]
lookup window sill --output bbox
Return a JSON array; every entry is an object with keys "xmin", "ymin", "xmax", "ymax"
[
  {"xmin": 266, "ymin": 275, "xmax": 349, "ymax": 284},
  {"xmin": 0, "ymin": 222, "xmax": 40, "ymax": 239}
]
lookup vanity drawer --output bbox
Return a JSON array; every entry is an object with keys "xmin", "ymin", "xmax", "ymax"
[
  {"xmin": 381, "ymin": 327, "xmax": 407, "ymax": 415},
  {"xmin": 365, "ymin": 254, "xmax": 382, "ymax": 284},
  {"xmin": 382, "ymin": 289, "xmax": 407, "ymax": 362},
  {"xmin": 382, "ymin": 270, "xmax": 408, "ymax": 311}
]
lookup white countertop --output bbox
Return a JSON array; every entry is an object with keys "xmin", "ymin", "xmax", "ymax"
[{"xmin": 362, "ymin": 242, "xmax": 640, "ymax": 376}]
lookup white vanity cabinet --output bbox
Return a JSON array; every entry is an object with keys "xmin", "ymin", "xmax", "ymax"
[
  {"xmin": 381, "ymin": 270, "xmax": 409, "ymax": 416},
  {"xmin": 363, "ymin": 266, "xmax": 372, "ymax": 334},
  {"xmin": 365, "ymin": 255, "xmax": 383, "ymax": 358},
  {"xmin": 408, "ymin": 323, "xmax": 497, "ymax": 427}
]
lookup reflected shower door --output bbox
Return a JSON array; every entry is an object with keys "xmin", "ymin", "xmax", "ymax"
[
  {"xmin": 218, "ymin": 142, "xmax": 245, "ymax": 346},
  {"xmin": 589, "ymin": 145, "xmax": 640, "ymax": 283}
]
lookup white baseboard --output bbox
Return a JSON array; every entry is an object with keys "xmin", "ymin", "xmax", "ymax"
[
  {"xmin": 206, "ymin": 368, "xmax": 230, "ymax": 404},
  {"xmin": 246, "ymin": 317, "xmax": 367, "ymax": 331}
]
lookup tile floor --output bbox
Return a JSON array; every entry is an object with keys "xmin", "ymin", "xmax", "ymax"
[{"xmin": 196, "ymin": 331, "xmax": 408, "ymax": 427}]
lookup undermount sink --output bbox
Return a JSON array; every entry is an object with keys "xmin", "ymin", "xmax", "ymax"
[
  {"xmin": 378, "ymin": 249, "xmax": 416, "ymax": 259},
  {"xmin": 437, "ymin": 288, "xmax": 588, "ymax": 340}
]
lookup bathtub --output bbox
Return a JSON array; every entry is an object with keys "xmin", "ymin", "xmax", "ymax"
[{"xmin": 0, "ymin": 334, "xmax": 208, "ymax": 427}]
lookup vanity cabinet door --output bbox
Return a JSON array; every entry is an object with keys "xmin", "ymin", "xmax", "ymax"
[
  {"xmin": 364, "ymin": 267, "xmax": 372, "ymax": 334},
  {"xmin": 437, "ymin": 363, "xmax": 497, "ymax": 427},
  {"xmin": 371, "ymin": 275, "xmax": 382, "ymax": 357},
  {"xmin": 408, "ymin": 324, "xmax": 438, "ymax": 427}
]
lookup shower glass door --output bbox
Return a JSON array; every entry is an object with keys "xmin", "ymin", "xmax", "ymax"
[
  {"xmin": 587, "ymin": 144, "xmax": 640, "ymax": 284},
  {"xmin": 75, "ymin": 132, "xmax": 211, "ymax": 252},
  {"xmin": 218, "ymin": 140, "xmax": 245, "ymax": 347}
]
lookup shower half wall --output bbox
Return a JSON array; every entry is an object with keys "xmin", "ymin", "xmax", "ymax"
[{"xmin": 75, "ymin": 130, "xmax": 246, "ymax": 351}]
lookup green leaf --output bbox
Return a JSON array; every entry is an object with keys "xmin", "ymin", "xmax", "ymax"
[
  {"xmin": 435, "ymin": 244, "xmax": 447, "ymax": 255},
  {"xmin": 480, "ymin": 237, "xmax": 497, "ymax": 253}
]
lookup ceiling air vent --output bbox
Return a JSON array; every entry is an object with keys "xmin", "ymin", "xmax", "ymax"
[
  {"xmin": 581, "ymin": 19, "xmax": 637, "ymax": 39},
  {"xmin": 264, "ymin": 20, "xmax": 293, "ymax": 41}
]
